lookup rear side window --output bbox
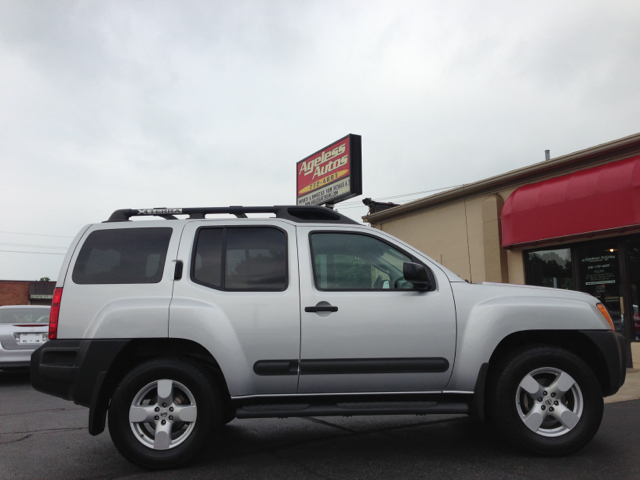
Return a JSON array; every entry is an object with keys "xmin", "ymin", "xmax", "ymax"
[
  {"xmin": 193, "ymin": 227, "xmax": 288, "ymax": 291},
  {"xmin": 192, "ymin": 228, "xmax": 224, "ymax": 288},
  {"xmin": 72, "ymin": 228, "xmax": 172, "ymax": 284}
]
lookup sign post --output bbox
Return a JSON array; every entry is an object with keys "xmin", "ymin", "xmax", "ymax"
[{"xmin": 296, "ymin": 134, "xmax": 362, "ymax": 206}]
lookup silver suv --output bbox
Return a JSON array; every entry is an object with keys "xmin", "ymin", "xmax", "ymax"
[{"xmin": 31, "ymin": 206, "xmax": 626, "ymax": 469}]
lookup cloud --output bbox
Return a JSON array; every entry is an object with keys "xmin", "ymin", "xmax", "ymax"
[{"xmin": 1, "ymin": 0, "xmax": 639, "ymax": 279}]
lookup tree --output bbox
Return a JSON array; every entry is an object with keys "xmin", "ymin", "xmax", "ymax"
[{"xmin": 38, "ymin": 277, "xmax": 50, "ymax": 282}]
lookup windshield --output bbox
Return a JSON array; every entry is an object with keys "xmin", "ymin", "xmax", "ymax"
[{"xmin": 0, "ymin": 308, "xmax": 50, "ymax": 324}]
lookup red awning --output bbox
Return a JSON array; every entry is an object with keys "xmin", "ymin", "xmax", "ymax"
[{"xmin": 501, "ymin": 155, "xmax": 640, "ymax": 247}]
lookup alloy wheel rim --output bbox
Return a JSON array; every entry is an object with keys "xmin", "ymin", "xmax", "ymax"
[
  {"xmin": 129, "ymin": 379, "xmax": 198, "ymax": 450},
  {"xmin": 515, "ymin": 367, "xmax": 583, "ymax": 438}
]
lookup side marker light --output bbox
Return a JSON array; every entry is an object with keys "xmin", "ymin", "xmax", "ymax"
[{"xmin": 596, "ymin": 303, "xmax": 615, "ymax": 331}]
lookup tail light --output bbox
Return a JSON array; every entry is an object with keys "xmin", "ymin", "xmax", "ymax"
[{"xmin": 49, "ymin": 287, "xmax": 63, "ymax": 340}]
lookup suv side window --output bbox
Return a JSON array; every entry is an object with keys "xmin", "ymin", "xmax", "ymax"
[
  {"xmin": 192, "ymin": 228, "xmax": 224, "ymax": 288},
  {"xmin": 72, "ymin": 228, "xmax": 172, "ymax": 285},
  {"xmin": 193, "ymin": 227, "xmax": 288, "ymax": 291},
  {"xmin": 310, "ymin": 232, "xmax": 416, "ymax": 291}
]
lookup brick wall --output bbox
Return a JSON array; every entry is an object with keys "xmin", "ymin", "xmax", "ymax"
[{"xmin": 0, "ymin": 281, "xmax": 30, "ymax": 306}]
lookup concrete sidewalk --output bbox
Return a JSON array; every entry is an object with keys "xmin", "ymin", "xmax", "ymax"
[{"xmin": 605, "ymin": 342, "xmax": 640, "ymax": 404}]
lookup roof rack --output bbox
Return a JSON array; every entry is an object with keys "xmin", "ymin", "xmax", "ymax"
[{"xmin": 105, "ymin": 205, "xmax": 359, "ymax": 225}]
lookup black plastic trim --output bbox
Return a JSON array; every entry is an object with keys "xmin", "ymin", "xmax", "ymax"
[
  {"xmin": 174, "ymin": 260, "xmax": 183, "ymax": 280},
  {"xmin": 89, "ymin": 371, "xmax": 108, "ymax": 435},
  {"xmin": 403, "ymin": 262, "xmax": 432, "ymax": 290},
  {"xmin": 236, "ymin": 401, "xmax": 469, "ymax": 419},
  {"xmin": 106, "ymin": 205, "xmax": 358, "ymax": 224},
  {"xmin": 31, "ymin": 339, "xmax": 129, "ymax": 407},
  {"xmin": 233, "ymin": 391, "xmax": 472, "ymax": 419},
  {"xmin": 234, "ymin": 391, "xmax": 470, "ymax": 406},
  {"xmin": 0, "ymin": 361, "xmax": 31, "ymax": 369},
  {"xmin": 253, "ymin": 357, "xmax": 450, "ymax": 376},
  {"xmin": 253, "ymin": 360, "xmax": 298, "ymax": 376},
  {"xmin": 579, "ymin": 330, "xmax": 627, "ymax": 396},
  {"xmin": 305, "ymin": 305, "xmax": 338, "ymax": 313},
  {"xmin": 470, "ymin": 362, "xmax": 489, "ymax": 421},
  {"xmin": 301, "ymin": 357, "xmax": 449, "ymax": 375}
]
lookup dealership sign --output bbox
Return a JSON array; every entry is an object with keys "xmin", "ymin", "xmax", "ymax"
[{"xmin": 296, "ymin": 134, "xmax": 362, "ymax": 206}]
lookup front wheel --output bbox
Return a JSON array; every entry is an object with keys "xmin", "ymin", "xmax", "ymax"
[
  {"xmin": 489, "ymin": 346, "xmax": 603, "ymax": 455},
  {"xmin": 108, "ymin": 358, "xmax": 222, "ymax": 469}
]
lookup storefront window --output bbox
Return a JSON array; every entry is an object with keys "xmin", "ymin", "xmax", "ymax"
[
  {"xmin": 526, "ymin": 248, "xmax": 573, "ymax": 290},
  {"xmin": 576, "ymin": 243, "xmax": 623, "ymax": 335},
  {"xmin": 526, "ymin": 236, "xmax": 640, "ymax": 343},
  {"xmin": 627, "ymin": 239, "xmax": 640, "ymax": 341}
]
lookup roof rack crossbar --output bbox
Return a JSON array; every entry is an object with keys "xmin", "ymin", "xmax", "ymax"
[{"xmin": 105, "ymin": 206, "xmax": 358, "ymax": 225}]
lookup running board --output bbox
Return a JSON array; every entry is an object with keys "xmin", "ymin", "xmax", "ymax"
[{"xmin": 235, "ymin": 401, "xmax": 470, "ymax": 419}]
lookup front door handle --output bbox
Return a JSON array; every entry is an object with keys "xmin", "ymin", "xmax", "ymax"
[{"xmin": 305, "ymin": 303, "xmax": 338, "ymax": 313}]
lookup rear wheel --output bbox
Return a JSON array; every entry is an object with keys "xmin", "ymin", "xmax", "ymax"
[
  {"xmin": 489, "ymin": 346, "xmax": 603, "ymax": 455},
  {"xmin": 108, "ymin": 358, "xmax": 222, "ymax": 469}
]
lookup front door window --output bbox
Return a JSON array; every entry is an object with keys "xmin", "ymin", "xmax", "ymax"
[{"xmin": 310, "ymin": 233, "xmax": 415, "ymax": 291}]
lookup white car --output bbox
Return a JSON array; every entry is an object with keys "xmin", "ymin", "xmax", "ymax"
[
  {"xmin": 0, "ymin": 305, "xmax": 49, "ymax": 369},
  {"xmin": 31, "ymin": 206, "xmax": 627, "ymax": 469}
]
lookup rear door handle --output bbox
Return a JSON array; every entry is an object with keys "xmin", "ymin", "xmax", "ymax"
[
  {"xmin": 305, "ymin": 304, "xmax": 338, "ymax": 313},
  {"xmin": 174, "ymin": 260, "xmax": 184, "ymax": 280}
]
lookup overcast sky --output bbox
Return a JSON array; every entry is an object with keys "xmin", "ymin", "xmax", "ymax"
[{"xmin": 1, "ymin": 0, "xmax": 639, "ymax": 281}]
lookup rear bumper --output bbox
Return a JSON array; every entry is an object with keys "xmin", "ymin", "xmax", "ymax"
[
  {"xmin": 30, "ymin": 339, "xmax": 129, "ymax": 407},
  {"xmin": 1, "ymin": 346, "xmax": 36, "ymax": 369},
  {"xmin": 581, "ymin": 330, "xmax": 627, "ymax": 396},
  {"xmin": 0, "ymin": 360, "xmax": 31, "ymax": 369}
]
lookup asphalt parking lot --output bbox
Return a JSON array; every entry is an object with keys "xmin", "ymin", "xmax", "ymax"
[{"xmin": 2, "ymin": 370, "xmax": 639, "ymax": 480}]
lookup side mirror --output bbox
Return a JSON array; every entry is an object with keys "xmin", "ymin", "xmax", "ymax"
[{"xmin": 403, "ymin": 262, "xmax": 432, "ymax": 290}]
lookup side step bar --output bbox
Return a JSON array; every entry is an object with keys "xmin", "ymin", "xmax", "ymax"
[{"xmin": 236, "ymin": 401, "xmax": 470, "ymax": 419}]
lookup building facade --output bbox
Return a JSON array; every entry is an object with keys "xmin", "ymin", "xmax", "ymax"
[
  {"xmin": 364, "ymin": 132, "xmax": 640, "ymax": 364},
  {"xmin": 0, "ymin": 280, "xmax": 56, "ymax": 307}
]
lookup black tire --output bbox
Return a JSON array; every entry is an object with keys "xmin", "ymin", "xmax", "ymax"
[
  {"xmin": 488, "ymin": 345, "xmax": 603, "ymax": 455},
  {"xmin": 108, "ymin": 358, "xmax": 222, "ymax": 469}
]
